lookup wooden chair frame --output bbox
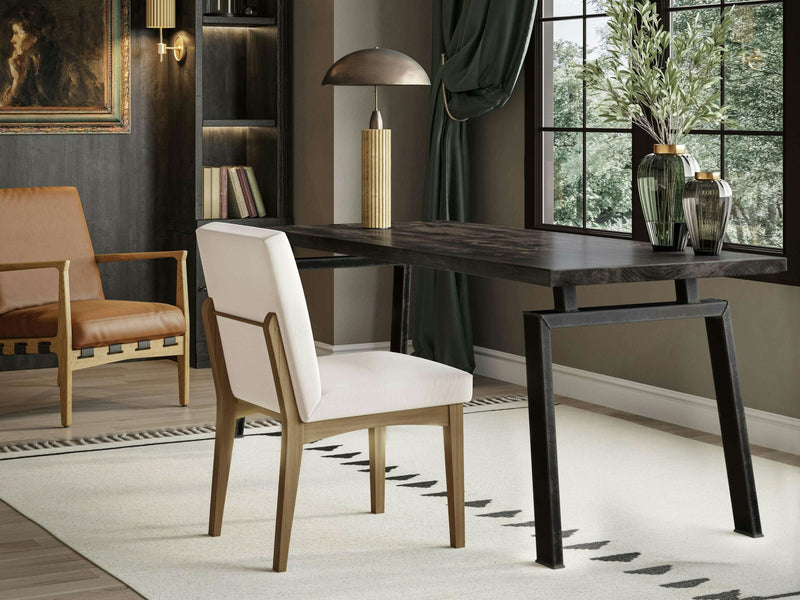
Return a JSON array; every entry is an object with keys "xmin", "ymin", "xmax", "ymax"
[
  {"xmin": 0, "ymin": 251, "xmax": 190, "ymax": 427},
  {"xmin": 202, "ymin": 297, "xmax": 465, "ymax": 572}
]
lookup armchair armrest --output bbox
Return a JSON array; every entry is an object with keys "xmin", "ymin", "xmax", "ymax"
[
  {"xmin": 0, "ymin": 259, "xmax": 70, "ymax": 273},
  {"xmin": 95, "ymin": 250, "xmax": 189, "ymax": 329},
  {"xmin": 94, "ymin": 250, "xmax": 187, "ymax": 263}
]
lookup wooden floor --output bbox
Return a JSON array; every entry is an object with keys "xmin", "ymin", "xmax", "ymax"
[{"xmin": 0, "ymin": 360, "xmax": 796, "ymax": 599}]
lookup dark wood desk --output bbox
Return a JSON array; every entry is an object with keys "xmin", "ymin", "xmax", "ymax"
[{"xmin": 275, "ymin": 221, "xmax": 787, "ymax": 569}]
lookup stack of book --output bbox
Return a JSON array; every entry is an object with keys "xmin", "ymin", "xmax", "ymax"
[{"xmin": 202, "ymin": 166, "xmax": 267, "ymax": 219}]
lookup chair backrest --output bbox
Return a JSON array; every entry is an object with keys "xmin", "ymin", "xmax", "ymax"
[
  {"xmin": 0, "ymin": 186, "xmax": 104, "ymax": 315},
  {"xmin": 196, "ymin": 222, "xmax": 321, "ymax": 421}
]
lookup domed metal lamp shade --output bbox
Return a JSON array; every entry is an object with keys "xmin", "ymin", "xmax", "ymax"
[
  {"xmin": 323, "ymin": 48, "xmax": 430, "ymax": 228},
  {"xmin": 323, "ymin": 48, "xmax": 430, "ymax": 128}
]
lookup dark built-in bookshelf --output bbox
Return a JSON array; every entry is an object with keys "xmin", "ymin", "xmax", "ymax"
[{"xmin": 183, "ymin": 0, "xmax": 291, "ymax": 367}]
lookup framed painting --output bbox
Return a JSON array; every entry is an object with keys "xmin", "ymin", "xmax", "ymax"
[{"xmin": 0, "ymin": 0, "xmax": 130, "ymax": 134}]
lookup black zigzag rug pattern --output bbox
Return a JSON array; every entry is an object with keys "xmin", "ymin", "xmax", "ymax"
[
  {"xmin": 298, "ymin": 432, "xmax": 800, "ymax": 600},
  {"xmin": 0, "ymin": 394, "xmax": 527, "ymax": 456}
]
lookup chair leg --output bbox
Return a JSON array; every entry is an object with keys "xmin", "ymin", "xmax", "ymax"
[
  {"xmin": 57, "ymin": 362, "xmax": 73, "ymax": 428},
  {"xmin": 274, "ymin": 422, "xmax": 303, "ymax": 572},
  {"xmin": 209, "ymin": 405, "xmax": 237, "ymax": 537},
  {"xmin": 177, "ymin": 352, "xmax": 189, "ymax": 407},
  {"xmin": 369, "ymin": 427, "xmax": 386, "ymax": 514},
  {"xmin": 443, "ymin": 403, "xmax": 465, "ymax": 548}
]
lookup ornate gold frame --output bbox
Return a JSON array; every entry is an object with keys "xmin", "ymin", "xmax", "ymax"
[{"xmin": 0, "ymin": 0, "xmax": 130, "ymax": 134}]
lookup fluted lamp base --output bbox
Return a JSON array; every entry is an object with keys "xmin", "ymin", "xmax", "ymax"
[{"xmin": 361, "ymin": 128, "xmax": 391, "ymax": 229}]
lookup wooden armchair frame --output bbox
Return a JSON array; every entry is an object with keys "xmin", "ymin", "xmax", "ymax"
[
  {"xmin": 0, "ymin": 251, "xmax": 190, "ymax": 427},
  {"xmin": 202, "ymin": 297, "xmax": 465, "ymax": 572}
]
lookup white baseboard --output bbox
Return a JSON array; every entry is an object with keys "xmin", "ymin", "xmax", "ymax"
[
  {"xmin": 473, "ymin": 345, "xmax": 528, "ymax": 386},
  {"xmin": 474, "ymin": 345, "xmax": 800, "ymax": 457}
]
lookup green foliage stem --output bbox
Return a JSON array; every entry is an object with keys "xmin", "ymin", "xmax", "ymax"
[{"xmin": 574, "ymin": 0, "xmax": 736, "ymax": 145}]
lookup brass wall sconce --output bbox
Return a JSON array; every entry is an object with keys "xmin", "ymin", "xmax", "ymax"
[
  {"xmin": 146, "ymin": 0, "xmax": 186, "ymax": 62},
  {"xmin": 323, "ymin": 48, "xmax": 430, "ymax": 228}
]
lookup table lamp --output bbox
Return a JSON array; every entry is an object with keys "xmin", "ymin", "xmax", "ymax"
[{"xmin": 322, "ymin": 48, "xmax": 430, "ymax": 228}]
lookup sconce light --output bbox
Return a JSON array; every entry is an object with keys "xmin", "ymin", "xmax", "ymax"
[
  {"xmin": 323, "ymin": 48, "xmax": 430, "ymax": 229},
  {"xmin": 146, "ymin": 0, "xmax": 186, "ymax": 62}
]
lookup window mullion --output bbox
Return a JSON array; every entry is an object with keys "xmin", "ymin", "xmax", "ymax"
[
  {"xmin": 525, "ymin": 0, "xmax": 545, "ymax": 230},
  {"xmin": 582, "ymin": 10, "xmax": 588, "ymax": 229},
  {"xmin": 719, "ymin": 0, "xmax": 727, "ymax": 180},
  {"xmin": 778, "ymin": 0, "xmax": 798, "ymax": 282},
  {"xmin": 631, "ymin": 125, "xmax": 649, "ymax": 243},
  {"xmin": 631, "ymin": 0, "xmax": 674, "ymax": 242},
  {"xmin": 629, "ymin": 0, "xmax": 662, "ymax": 241}
]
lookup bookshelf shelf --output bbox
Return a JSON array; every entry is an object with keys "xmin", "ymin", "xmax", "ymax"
[
  {"xmin": 197, "ymin": 216, "xmax": 290, "ymax": 227},
  {"xmin": 203, "ymin": 119, "xmax": 277, "ymax": 128},
  {"xmin": 202, "ymin": 16, "xmax": 276, "ymax": 27},
  {"xmin": 181, "ymin": 0, "xmax": 291, "ymax": 367}
]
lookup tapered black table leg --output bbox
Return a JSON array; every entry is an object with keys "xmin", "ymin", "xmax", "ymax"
[
  {"xmin": 234, "ymin": 416, "xmax": 245, "ymax": 438},
  {"xmin": 390, "ymin": 265, "xmax": 411, "ymax": 354},
  {"xmin": 705, "ymin": 303, "xmax": 762, "ymax": 537},
  {"xmin": 524, "ymin": 312, "xmax": 564, "ymax": 569}
]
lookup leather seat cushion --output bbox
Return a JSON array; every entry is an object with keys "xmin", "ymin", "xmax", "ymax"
[{"xmin": 0, "ymin": 300, "xmax": 186, "ymax": 349}]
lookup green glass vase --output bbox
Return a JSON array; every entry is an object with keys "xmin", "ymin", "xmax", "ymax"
[
  {"xmin": 637, "ymin": 144, "xmax": 700, "ymax": 251},
  {"xmin": 682, "ymin": 172, "xmax": 732, "ymax": 256}
]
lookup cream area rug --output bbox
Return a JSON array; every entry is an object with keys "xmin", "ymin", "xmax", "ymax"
[{"xmin": 0, "ymin": 401, "xmax": 798, "ymax": 600}]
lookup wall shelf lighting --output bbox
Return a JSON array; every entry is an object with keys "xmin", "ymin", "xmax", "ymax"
[{"xmin": 146, "ymin": 0, "xmax": 186, "ymax": 62}]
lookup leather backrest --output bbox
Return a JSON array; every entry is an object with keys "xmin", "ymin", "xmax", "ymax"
[
  {"xmin": 196, "ymin": 223, "xmax": 321, "ymax": 422},
  {"xmin": 0, "ymin": 187, "xmax": 104, "ymax": 314}
]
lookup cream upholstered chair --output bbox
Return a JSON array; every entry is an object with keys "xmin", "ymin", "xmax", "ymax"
[{"xmin": 197, "ymin": 222, "xmax": 470, "ymax": 572}]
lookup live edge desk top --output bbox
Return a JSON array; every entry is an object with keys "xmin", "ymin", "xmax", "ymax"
[
  {"xmin": 274, "ymin": 220, "xmax": 787, "ymax": 570},
  {"xmin": 274, "ymin": 221, "xmax": 787, "ymax": 286}
]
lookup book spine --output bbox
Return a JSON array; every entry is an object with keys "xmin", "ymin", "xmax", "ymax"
[
  {"xmin": 237, "ymin": 167, "xmax": 257, "ymax": 217},
  {"xmin": 219, "ymin": 167, "xmax": 228, "ymax": 219},
  {"xmin": 244, "ymin": 166, "xmax": 267, "ymax": 217},
  {"xmin": 202, "ymin": 167, "xmax": 212, "ymax": 219},
  {"xmin": 227, "ymin": 167, "xmax": 248, "ymax": 218},
  {"xmin": 226, "ymin": 176, "xmax": 240, "ymax": 218},
  {"xmin": 210, "ymin": 167, "xmax": 221, "ymax": 219}
]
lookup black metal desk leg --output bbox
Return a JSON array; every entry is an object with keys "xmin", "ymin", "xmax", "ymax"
[
  {"xmin": 234, "ymin": 416, "xmax": 245, "ymax": 438},
  {"xmin": 523, "ymin": 312, "xmax": 565, "ymax": 569},
  {"xmin": 705, "ymin": 304, "xmax": 762, "ymax": 537},
  {"xmin": 390, "ymin": 265, "xmax": 411, "ymax": 354}
]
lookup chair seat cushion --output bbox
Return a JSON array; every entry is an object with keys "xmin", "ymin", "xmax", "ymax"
[
  {"xmin": 0, "ymin": 300, "xmax": 186, "ymax": 349},
  {"xmin": 308, "ymin": 351, "xmax": 472, "ymax": 422}
]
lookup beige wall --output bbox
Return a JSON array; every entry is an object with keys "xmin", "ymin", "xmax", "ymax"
[
  {"xmin": 293, "ymin": 0, "xmax": 335, "ymax": 343},
  {"xmin": 469, "ymin": 72, "xmax": 800, "ymax": 420},
  {"xmin": 294, "ymin": 0, "xmax": 432, "ymax": 346}
]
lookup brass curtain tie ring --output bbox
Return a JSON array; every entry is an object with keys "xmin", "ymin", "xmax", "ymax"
[{"xmin": 441, "ymin": 53, "xmax": 468, "ymax": 122}]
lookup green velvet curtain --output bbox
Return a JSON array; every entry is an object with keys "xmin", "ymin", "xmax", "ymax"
[{"xmin": 411, "ymin": 0, "xmax": 537, "ymax": 372}]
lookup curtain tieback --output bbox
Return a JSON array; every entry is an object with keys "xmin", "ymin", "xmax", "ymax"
[{"xmin": 441, "ymin": 53, "xmax": 468, "ymax": 123}]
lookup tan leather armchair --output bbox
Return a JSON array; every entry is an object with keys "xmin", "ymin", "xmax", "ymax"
[{"xmin": 0, "ymin": 186, "xmax": 190, "ymax": 426}]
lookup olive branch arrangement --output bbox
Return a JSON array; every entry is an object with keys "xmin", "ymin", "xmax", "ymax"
[{"xmin": 575, "ymin": 0, "xmax": 736, "ymax": 146}]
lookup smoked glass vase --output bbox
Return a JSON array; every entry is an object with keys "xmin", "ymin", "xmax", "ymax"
[
  {"xmin": 637, "ymin": 144, "xmax": 700, "ymax": 251},
  {"xmin": 682, "ymin": 172, "xmax": 732, "ymax": 256}
]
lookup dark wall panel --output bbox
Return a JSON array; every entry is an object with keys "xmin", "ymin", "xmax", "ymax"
[{"xmin": 0, "ymin": 2, "xmax": 196, "ymax": 370}]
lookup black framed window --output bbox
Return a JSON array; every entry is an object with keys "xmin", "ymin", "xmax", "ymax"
[
  {"xmin": 536, "ymin": 0, "xmax": 633, "ymax": 236},
  {"xmin": 525, "ymin": 0, "xmax": 800, "ymax": 282}
]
